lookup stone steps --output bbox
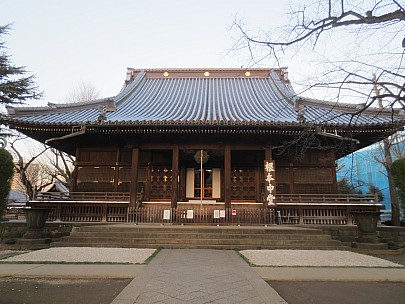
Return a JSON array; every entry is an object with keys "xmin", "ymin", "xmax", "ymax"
[
  {"xmin": 68, "ymin": 231, "xmax": 333, "ymax": 240},
  {"xmin": 57, "ymin": 236, "xmax": 340, "ymax": 246},
  {"xmin": 51, "ymin": 224, "xmax": 346, "ymax": 250},
  {"xmin": 51, "ymin": 242, "xmax": 343, "ymax": 250},
  {"xmin": 72, "ymin": 226, "xmax": 324, "ymax": 234}
]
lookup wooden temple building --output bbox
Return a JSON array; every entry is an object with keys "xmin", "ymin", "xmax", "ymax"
[{"xmin": 2, "ymin": 68, "xmax": 404, "ymax": 225}]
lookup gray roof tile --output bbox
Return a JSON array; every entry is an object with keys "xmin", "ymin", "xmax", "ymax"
[{"xmin": 4, "ymin": 68, "xmax": 403, "ymax": 127}]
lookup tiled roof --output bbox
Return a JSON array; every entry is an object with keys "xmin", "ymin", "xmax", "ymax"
[{"xmin": 3, "ymin": 68, "xmax": 404, "ymax": 128}]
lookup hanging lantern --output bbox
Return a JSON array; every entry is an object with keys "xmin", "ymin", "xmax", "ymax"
[{"xmin": 194, "ymin": 150, "xmax": 210, "ymax": 164}]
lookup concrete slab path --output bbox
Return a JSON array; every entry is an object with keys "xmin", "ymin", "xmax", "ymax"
[{"xmin": 111, "ymin": 249, "xmax": 287, "ymax": 304}]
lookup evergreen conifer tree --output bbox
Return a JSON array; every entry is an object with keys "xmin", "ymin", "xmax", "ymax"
[{"xmin": 0, "ymin": 24, "xmax": 42, "ymax": 105}]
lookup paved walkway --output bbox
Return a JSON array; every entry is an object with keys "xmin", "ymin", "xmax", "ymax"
[
  {"xmin": 2, "ymin": 249, "xmax": 405, "ymax": 303},
  {"xmin": 111, "ymin": 249, "xmax": 287, "ymax": 304}
]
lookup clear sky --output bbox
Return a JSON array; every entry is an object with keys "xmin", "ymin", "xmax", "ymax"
[{"xmin": 0, "ymin": 0, "xmax": 290, "ymax": 104}]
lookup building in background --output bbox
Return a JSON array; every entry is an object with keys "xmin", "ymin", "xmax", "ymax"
[{"xmin": 337, "ymin": 133, "xmax": 405, "ymax": 211}]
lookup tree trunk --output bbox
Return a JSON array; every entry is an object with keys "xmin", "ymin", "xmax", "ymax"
[
  {"xmin": 384, "ymin": 138, "xmax": 401, "ymax": 226},
  {"xmin": 19, "ymin": 169, "xmax": 34, "ymax": 200}
]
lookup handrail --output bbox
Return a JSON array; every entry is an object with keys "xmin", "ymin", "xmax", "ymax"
[
  {"xmin": 36, "ymin": 191, "xmax": 130, "ymax": 201},
  {"xmin": 35, "ymin": 192, "xmax": 377, "ymax": 205},
  {"xmin": 276, "ymin": 194, "xmax": 377, "ymax": 204}
]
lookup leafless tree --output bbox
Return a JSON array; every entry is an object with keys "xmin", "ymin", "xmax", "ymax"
[
  {"xmin": 232, "ymin": 0, "xmax": 405, "ymax": 110},
  {"xmin": 232, "ymin": 0, "xmax": 405, "ymax": 225},
  {"xmin": 8, "ymin": 132, "xmax": 74, "ymax": 199},
  {"xmin": 9, "ymin": 134, "xmax": 50, "ymax": 199},
  {"xmin": 44, "ymin": 147, "xmax": 75, "ymax": 190},
  {"xmin": 64, "ymin": 81, "xmax": 101, "ymax": 103}
]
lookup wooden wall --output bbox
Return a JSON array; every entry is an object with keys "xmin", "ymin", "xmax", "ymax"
[
  {"xmin": 74, "ymin": 148, "xmax": 135, "ymax": 192},
  {"xmin": 73, "ymin": 147, "xmax": 337, "ymax": 198},
  {"xmin": 274, "ymin": 149, "xmax": 337, "ymax": 194}
]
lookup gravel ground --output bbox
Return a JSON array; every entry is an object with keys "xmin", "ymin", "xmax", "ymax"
[
  {"xmin": 240, "ymin": 250, "xmax": 404, "ymax": 267},
  {"xmin": 2, "ymin": 247, "xmax": 156, "ymax": 264},
  {"xmin": 1, "ymin": 248, "xmax": 404, "ymax": 267}
]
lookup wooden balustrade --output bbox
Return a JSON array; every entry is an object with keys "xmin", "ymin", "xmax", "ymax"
[
  {"xmin": 275, "ymin": 205, "xmax": 381, "ymax": 225},
  {"xmin": 276, "ymin": 193, "xmax": 377, "ymax": 204},
  {"xmin": 29, "ymin": 192, "xmax": 381, "ymax": 225},
  {"xmin": 127, "ymin": 206, "xmax": 275, "ymax": 225},
  {"xmin": 35, "ymin": 192, "xmax": 130, "ymax": 201},
  {"xmin": 35, "ymin": 192, "xmax": 377, "ymax": 204},
  {"xmin": 30, "ymin": 201, "xmax": 128, "ymax": 222}
]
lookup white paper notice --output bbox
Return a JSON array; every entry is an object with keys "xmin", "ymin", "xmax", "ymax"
[
  {"xmin": 186, "ymin": 209, "xmax": 194, "ymax": 219},
  {"xmin": 214, "ymin": 210, "xmax": 220, "ymax": 219},
  {"xmin": 163, "ymin": 209, "xmax": 171, "ymax": 220},
  {"xmin": 219, "ymin": 210, "xmax": 226, "ymax": 218}
]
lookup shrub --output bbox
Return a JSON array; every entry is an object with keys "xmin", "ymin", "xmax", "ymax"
[{"xmin": 0, "ymin": 149, "xmax": 14, "ymax": 217}]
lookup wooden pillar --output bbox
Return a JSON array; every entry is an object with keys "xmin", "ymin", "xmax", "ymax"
[
  {"xmin": 145, "ymin": 163, "xmax": 151, "ymax": 201},
  {"xmin": 290, "ymin": 165, "xmax": 295, "ymax": 194},
  {"xmin": 224, "ymin": 145, "xmax": 231, "ymax": 209},
  {"xmin": 265, "ymin": 148, "xmax": 272, "ymax": 160},
  {"xmin": 331, "ymin": 151, "xmax": 338, "ymax": 192},
  {"xmin": 114, "ymin": 148, "xmax": 120, "ymax": 191},
  {"xmin": 171, "ymin": 145, "xmax": 179, "ymax": 208},
  {"xmin": 71, "ymin": 147, "xmax": 80, "ymax": 192},
  {"xmin": 255, "ymin": 167, "xmax": 261, "ymax": 204},
  {"xmin": 129, "ymin": 148, "xmax": 139, "ymax": 207}
]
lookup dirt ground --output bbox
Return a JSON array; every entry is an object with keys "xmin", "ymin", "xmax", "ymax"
[
  {"xmin": 269, "ymin": 281, "xmax": 405, "ymax": 304},
  {"xmin": 0, "ymin": 278, "xmax": 131, "ymax": 304}
]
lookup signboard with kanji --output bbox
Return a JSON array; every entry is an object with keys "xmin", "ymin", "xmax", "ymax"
[{"xmin": 264, "ymin": 160, "xmax": 276, "ymax": 205}]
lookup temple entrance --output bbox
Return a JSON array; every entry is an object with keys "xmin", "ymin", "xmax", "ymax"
[
  {"xmin": 194, "ymin": 168, "xmax": 212, "ymax": 198},
  {"xmin": 186, "ymin": 168, "xmax": 221, "ymax": 200}
]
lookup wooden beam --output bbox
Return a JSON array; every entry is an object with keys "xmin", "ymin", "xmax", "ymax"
[
  {"xmin": 129, "ymin": 148, "xmax": 139, "ymax": 207},
  {"xmin": 139, "ymin": 143, "xmax": 265, "ymax": 150},
  {"xmin": 171, "ymin": 145, "xmax": 179, "ymax": 208},
  {"xmin": 224, "ymin": 145, "xmax": 231, "ymax": 209}
]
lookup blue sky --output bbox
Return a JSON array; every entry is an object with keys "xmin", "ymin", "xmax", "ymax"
[{"xmin": 1, "ymin": 0, "xmax": 290, "ymax": 103}]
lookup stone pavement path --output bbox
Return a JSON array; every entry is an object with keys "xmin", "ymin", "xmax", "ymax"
[{"xmin": 112, "ymin": 249, "xmax": 286, "ymax": 304}]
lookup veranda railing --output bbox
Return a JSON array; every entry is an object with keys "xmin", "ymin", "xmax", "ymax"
[{"xmin": 27, "ymin": 192, "xmax": 381, "ymax": 225}]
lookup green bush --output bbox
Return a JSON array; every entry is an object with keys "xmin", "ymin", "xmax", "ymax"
[
  {"xmin": 0, "ymin": 149, "xmax": 14, "ymax": 217},
  {"xmin": 391, "ymin": 157, "xmax": 405, "ymax": 216}
]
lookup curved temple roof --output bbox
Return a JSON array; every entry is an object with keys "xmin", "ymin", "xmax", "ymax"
[{"xmin": 3, "ymin": 68, "xmax": 404, "ymax": 128}]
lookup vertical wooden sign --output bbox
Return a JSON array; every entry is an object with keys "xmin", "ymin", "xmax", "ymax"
[{"xmin": 264, "ymin": 160, "xmax": 276, "ymax": 206}]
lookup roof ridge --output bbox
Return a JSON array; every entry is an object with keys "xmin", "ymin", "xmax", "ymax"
[
  {"xmin": 6, "ymin": 97, "xmax": 113, "ymax": 116},
  {"xmin": 127, "ymin": 67, "xmax": 285, "ymax": 71}
]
